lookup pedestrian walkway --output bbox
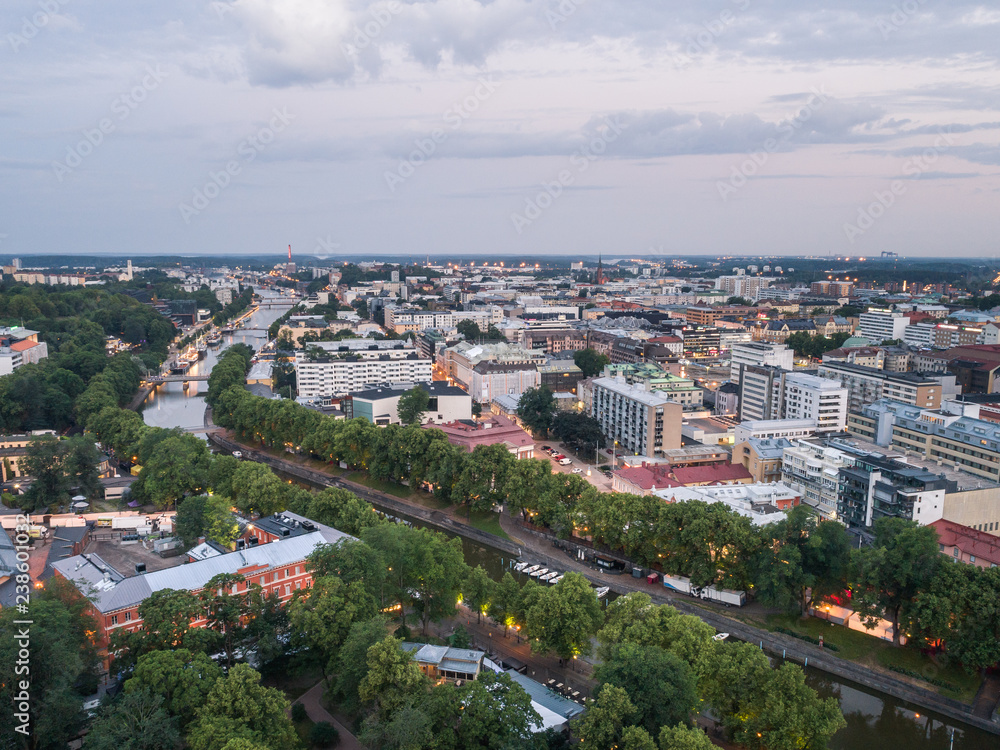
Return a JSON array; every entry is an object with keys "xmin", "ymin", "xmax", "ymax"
[{"xmin": 296, "ymin": 681, "xmax": 364, "ymax": 750}]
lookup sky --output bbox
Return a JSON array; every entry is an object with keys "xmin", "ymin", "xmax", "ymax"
[{"xmin": 2, "ymin": 1, "xmax": 1000, "ymax": 259}]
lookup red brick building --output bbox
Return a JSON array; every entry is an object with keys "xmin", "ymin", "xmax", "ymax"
[
  {"xmin": 929, "ymin": 519, "xmax": 1000, "ymax": 569},
  {"xmin": 426, "ymin": 415, "xmax": 535, "ymax": 459}
]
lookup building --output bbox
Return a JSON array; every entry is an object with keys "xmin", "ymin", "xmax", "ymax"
[
  {"xmin": 537, "ymin": 360, "xmax": 584, "ymax": 395},
  {"xmin": 738, "ymin": 367, "xmax": 847, "ymax": 432},
  {"xmin": 612, "ymin": 461, "xmax": 753, "ymax": 494},
  {"xmin": 729, "ymin": 342, "xmax": 794, "ymax": 382},
  {"xmin": 756, "ymin": 319, "xmax": 816, "ymax": 343},
  {"xmin": 344, "ymin": 382, "xmax": 472, "ymax": 425},
  {"xmin": 781, "ymin": 438, "xmax": 859, "ymax": 520},
  {"xmin": 904, "ymin": 322, "xmax": 984, "ymax": 349},
  {"xmin": 517, "ymin": 328, "xmax": 588, "ymax": 354},
  {"xmin": 427, "ymin": 414, "xmax": 535, "ymax": 459},
  {"xmin": 821, "ymin": 347, "xmax": 885, "ymax": 369},
  {"xmin": 848, "ymin": 399, "xmax": 1000, "ymax": 483},
  {"xmin": 715, "ymin": 275, "xmax": 773, "ymax": 299},
  {"xmin": 0, "ymin": 328, "xmax": 49, "ymax": 376},
  {"xmin": 732, "ymin": 438, "xmax": 795, "ymax": 483},
  {"xmin": 816, "ymin": 361, "xmax": 942, "ymax": 412},
  {"xmin": 928, "ymin": 520, "xmax": 1000, "ymax": 568},
  {"xmin": 810, "ymin": 280, "xmax": 854, "ymax": 297},
  {"xmin": 400, "ymin": 642, "xmax": 484, "ymax": 683},
  {"xmin": 601, "ymin": 363, "xmax": 703, "ymax": 411},
  {"xmin": 384, "ymin": 306, "xmax": 504, "ymax": 333},
  {"xmin": 295, "ymin": 341, "xmax": 433, "ymax": 398},
  {"xmin": 652, "ymin": 483, "xmax": 799, "ymax": 525},
  {"xmin": 733, "ymin": 419, "xmax": 817, "ymax": 444},
  {"xmin": 714, "ymin": 382, "xmax": 739, "ymax": 416},
  {"xmin": 839, "ymin": 455, "xmax": 954, "ymax": 529},
  {"xmin": 51, "ymin": 514, "xmax": 353, "ymax": 664},
  {"xmin": 589, "ymin": 377, "xmax": 683, "ymax": 457},
  {"xmin": 444, "ymin": 342, "xmax": 545, "ymax": 402},
  {"xmin": 857, "ymin": 309, "xmax": 909, "ymax": 343}
]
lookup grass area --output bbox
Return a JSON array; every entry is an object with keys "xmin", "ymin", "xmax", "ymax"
[
  {"xmin": 464, "ymin": 510, "xmax": 511, "ymax": 541},
  {"xmin": 346, "ymin": 472, "xmax": 415, "ymax": 499},
  {"xmin": 763, "ymin": 614, "xmax": 982, "ymax": 704}
]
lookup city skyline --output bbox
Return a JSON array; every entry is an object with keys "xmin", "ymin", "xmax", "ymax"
[{"xmin": 2, "ymin": 1, "xmax": 999, "ymax": 257}]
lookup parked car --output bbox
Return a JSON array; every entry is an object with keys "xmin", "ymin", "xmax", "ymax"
[
  {"xmin": 558, "ymin": 458, "xmax": 573, "ymax": 466},
  {"xmin": 232, "ymin": 451, "xmax": 243, "ymax": 459},
  {"xmin": 554, "ymin": 454, "xmax": 566, "ymax": 460},
  {"xmin": 542, "ymin": 445, "xmax": 553, "ymax": 453},
  {"xmin": 571, "ymin": 467, "xmax": 583, "ymax": 474}
]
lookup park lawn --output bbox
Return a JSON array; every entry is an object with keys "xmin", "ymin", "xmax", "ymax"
[
  {"xmin": 346, "ymin": 472, "xmax": 415, "ymax": 499},
  {"xmin": 764, "ymin": 614, "xmax": 981, "ymax": 704}
]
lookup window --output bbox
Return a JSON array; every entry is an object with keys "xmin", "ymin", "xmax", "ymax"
[
  {"xmin": 125, "ymin": 612, "xmax": 132, "ymax": 622},
  {"xmin": 110, "ymin": 615, "xmax": 118, "ymax": 625},
  {"xmin": 970, "ymin": 556, "xmax": 976, "ymax": 563}
]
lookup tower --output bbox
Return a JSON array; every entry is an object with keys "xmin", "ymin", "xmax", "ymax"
[
  {"xmin": 595, "ymin": 255, "xmax": 606, "ymax": 285},
  {"xmin": 126, "ymin": 259, "xmax": 133, "ymax": 281}
]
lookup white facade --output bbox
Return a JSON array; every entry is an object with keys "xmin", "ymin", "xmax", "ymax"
[
  {"xmin": 295, "ymin": 354, "xmax": 433, "ymax": 397},
  {"xmin": 734, "ymin": 419, "xmax": 817, "ymax": 444},
  {"xmin": 653, "ymin": 483, "xmax": 796, "ymax": 525},
  {"xmin": 589, "ymin": 377, "xmax": 683, "ymax": 457},
  {"xmin": 857, "ymin": 310, "xmax": 909, "ymax": 343},
  {"xmin": 385, "ymin": 306, "xmax": 504, "ymax": 331},
  {"xmin": 715, "ymin": 275, "xmax": 774, "ymax": 298},
  {"xmin": 781, "ymin": 439, "xmax": 856, "ymax": 520},
  {"xmin": 730, "ymin": 342, "xmax": 794, "ymax": 382},
  {"xmin": 781, "ymin": 373, "xmax": 848, "ymax": 433}
]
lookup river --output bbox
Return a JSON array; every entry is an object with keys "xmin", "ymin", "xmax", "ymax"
[
  {"xmin": 140, "ymin": 294, "xmax": 292, "ymax": 430},
  {"xmin": 141, "ymin": 304, "xmax": 998, "ymax": 749}
]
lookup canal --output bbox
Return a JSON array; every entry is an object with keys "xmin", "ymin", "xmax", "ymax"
[{"xmin": 141, "ymin": 304, "xmax": 998, "ymax": 749}]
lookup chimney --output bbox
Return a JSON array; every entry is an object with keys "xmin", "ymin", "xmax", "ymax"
[{"xmin": 197, "ymin": 536, "xmax": 206, "ymax": 545}]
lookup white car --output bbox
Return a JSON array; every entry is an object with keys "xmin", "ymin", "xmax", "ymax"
[
  {"xmin": 571, "ymin": 467, "xmax": 583, "ymax": 474},
  {"xmin": 232, "ymin": 451, "xmax": 243, "ymax": 459}
]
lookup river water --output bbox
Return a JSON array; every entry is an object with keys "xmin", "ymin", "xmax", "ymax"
[
  {"xmin": 140, "ymin": 300, "xmax": 998, "ymax": 749},
  {"xmin": 140, "ymin": 295, "xmax": 292, "ymax": 430}
]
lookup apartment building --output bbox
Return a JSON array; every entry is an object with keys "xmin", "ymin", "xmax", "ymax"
[
  {"xmin": 730, "ymin": 342, "xmax": 794, "ymax": 382},
  {"xmin": 780, "ymin": 438, "xmax": 859, "ymax": 520},
  {"xmin": 517, "ymin": 327, "xmax": 588, "ymax": 354},
  {"xmin": 295, "ymin": 348, "xmax": 432, "ymax": 398},
  {"xmin": 903, "ymin": 322, "xmax": 984, "ymax": 349},
  {"xmin": 715, "ymin": 275, "xmax": 774, "ymax": 299},
  {"xmin": 588, "ymin": 377, "xmax": 683, "ymax": 457},
  {"xmin": 602, "ymin": 363, "xmax": 703, "ymax": 410},
  {"xmin": 755, "ymin": 319, "xmax": 816, "ymax": 343},
  {"xmin": 733, "ymin": 419, "xmax": 817, "ymax": 444},
  {"xmin": 443, "ymin": 341, "xmax": 544, "ymax": 402},
  {"xmin": 810, "ymin": 280, "xmax": 854, "ymax": 297},
  {"xmin": 857, "ymin": 309, "xmax": 909, "ymax": 343},
  {"xmin": 839, "ymin": 455, "xmax": 954, "ymax": 529},
  {"xmin": 384, "ymin": 305, "xmax": 504, "ymax": 333},
  {"xmin": 817, "ymin": 361, "xmax": 942, "ymax": 412}
]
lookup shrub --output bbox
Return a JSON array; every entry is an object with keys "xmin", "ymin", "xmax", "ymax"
[
  {"xmin": 309, "ymin": 721, "xmax": 340, "ymax": 748},
  {"xmin": 291, "ymin": 702, "xmax": 307, "ymax": 723}
]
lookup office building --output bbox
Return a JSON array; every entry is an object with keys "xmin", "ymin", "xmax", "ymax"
[
  {"xmin": 589, "ymin": 377, "xmax": 684, "ymax": 458},
  {"xmin": 443, "ymin": 342, "xmax": 545, "ymax": 402},
  {"xmin": 738, "ymin": 367, "xmax": 847, "ymax": 432},
  {"xmin": 732, "ymin": 437, "xmax": 795, "ymax": 483},
  {"xmin": 817, "ymin": 361, "xmax": 943, "ymax": 412},
  {"xmin": 295, "ymin": 348, "xmax": 432, "ymax": 398},
  {"xmin": 343, "ymin": 382, "xmax": 472, "ymax": 425}
]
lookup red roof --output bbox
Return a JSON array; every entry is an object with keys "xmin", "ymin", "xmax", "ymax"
[
  {"xmin": 929, "ymin": 520, "xmax": 1000, "ymax": 566},
  {"xmin": 614, "ymin": 461, "xmax": 752, "ymax": 490},
  {"xmin": 10, "ymin": 340, "xmax": 38, "ymax": 352}
]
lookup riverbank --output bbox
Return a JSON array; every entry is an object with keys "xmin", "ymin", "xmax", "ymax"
[{"xmin": 212, "ymin": 431, "xmax": 1000, "ymax": 736}]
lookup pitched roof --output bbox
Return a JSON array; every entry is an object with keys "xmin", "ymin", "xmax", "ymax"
[{"xmin": 929, "ymin": 520, "xmax": 1000, "ymax": 566}]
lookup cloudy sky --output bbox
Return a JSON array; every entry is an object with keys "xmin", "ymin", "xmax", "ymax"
[{"xmin": 2, "ymin": 0, "xmax": 1000, "ymax": 259}]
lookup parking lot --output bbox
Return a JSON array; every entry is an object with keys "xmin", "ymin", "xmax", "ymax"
[{"xmin": 536, "ymin": 441, "xmax": 614, "ymax": 492}]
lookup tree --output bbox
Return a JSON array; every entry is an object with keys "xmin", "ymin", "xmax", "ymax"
[
  {"xmin": 573, "ymin": 683, "xmax": 639, "ymax": 750},
  {"xmin": 516, "ymin": 386, "xmax": 557, "ymax": 437},
  {"xmin": 358, "ymin": 702, "xmax": 433, "ymax": 750},
  {"xmin": 454, "ymin": 671, "xmax": 541, "ymax": 749},
  {"xmin": 658, "ymin": 724, "xmax": 714, "ymax": 750},
  {"xmin": 596, "ymin": 593, "xmax": 715, "ymax": 667},
  {"xmin": 85, "ymin": 690, "xmax": 182, "ymax": 750},
  {"xmin": 358, "ymin": 636, "xmax": 429, "ymax": 715},
  {"xmin": 125, "ymin": 649, "xmax": 223, "ymax": 728},
  {"xmin": 730, "ymin": 663, "xmax": 845, "ymax": 750},
  {"xmin": 487, "ymin": 571, "xmax": 521, "ymax": 635},
  {"xmin": 64, "ymin": 434, "xmax": 102, "ymax": 500},
  {"xmin": 308, "ymin": 539, "xmax": 387, "ymax": 595},
  {"xmin": 526, "ymin": 572, "xmax": 603, "ymax": 659},
  {"xmin": 288, "ymin": 574, "xmax": 378, "ymax": 680},
  {"xmin": 574, "ymin": 348, "xmax": 611, "ymax": 378},
  {"xmin": 112, "ymin": 589, "xmax": 217, "ymax": 672},
  {"xmin": 595, "ymin": 643, "xmax": 699, "ymax": 735},
  {"xmin": 727, "ymin": 296, "xmax": 752, "ymax": 306},
  {"xmin": 851, "ymin": 518, "xmax": 941, "ymax": 645},
  {"xmin": 462, "ymin": 565, "xmax": 496, "ymax": 624},
  {"xmin": 456, "ymin": 320, "xmax": 482, "ymax": 340},
  {"xmin": 335, "ymin": 617, "xmax": 389, "ymax": 712},
  {"xmin": 186, "ymin": 664, "xmax": 298, "ymax": 750},
  {"xmin": 454, "ymin": 443, "xmax": 516, "ymax": 517},
  {"xmin": 621, "ymin": 726, "xmax": 658, "ymax": 750},
  {"xmin": 140, "ymin": 434, "xmax": 212, "ymax": 509},
  {"xmin": 200, "ymin": 573, "xmax": 253, "ymax": 668},
  {"xmin": 20, "ymin": 434, "xmax": 69, "ymax": 511},
  {"xmin": 230, "ymin": 462, "xmax": 285, "ymax": 517},
  {"xmin": 550, "ymin": 411, "xmax": 605, "ymax": 454},
  {"xmin": 397, "ymin": 385, "xmax": 430, "ymax": 425},
  {"xmin": 695, "ymin": 641, "xmax": 771, "ymax": 721}
]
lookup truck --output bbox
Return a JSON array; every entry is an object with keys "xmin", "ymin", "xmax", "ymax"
[
  {"xmin": 699, "ymin": 585, "xmax": 747, "ymax": 607},
  {"xmin": 662, "ymin": 574, "xmax": 695, "ymax": 596}
]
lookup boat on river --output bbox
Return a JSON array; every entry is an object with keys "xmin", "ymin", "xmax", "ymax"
[{"xmin": 207, "ymin": 330, "xmax": 222, "ymax": 346}]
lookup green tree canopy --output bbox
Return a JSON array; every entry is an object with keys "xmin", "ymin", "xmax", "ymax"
[
  {"xmin": 85, "ymin": 690, "xmax": 182, "ymax": 750},
  {"xmin": 397, "ymin": 385, "xmax": 431, "ymax": 425},
  {"xmin": 574, "ymin": 348, "xmax": 611, "ymax": 378},
  {"xmin": 125, "ymin": 649, "xmax": 223, "ymax": 728},
  {"xmin": 516, "ymin": 385, "xmax": 557, "ymax": 437},
  {"xmin": 526, "ymin": 572, "xmax": 603, "ymax": 659}
]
